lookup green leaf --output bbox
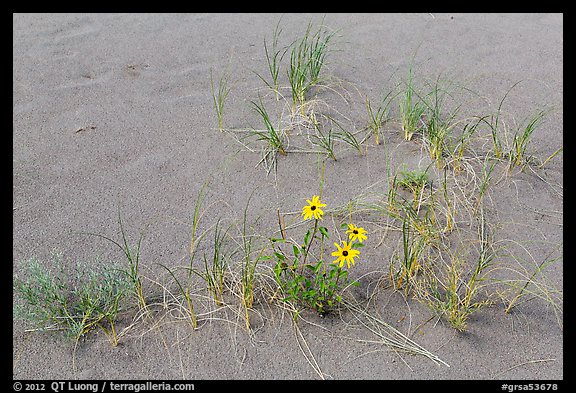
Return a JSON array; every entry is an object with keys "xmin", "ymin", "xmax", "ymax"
[
  {"xmin": 273, "ymin": 264, "xmax": 282, "ymax": 281},
  {"xmin": 258, "ymin": 255, "xmax": 273, "ymax": 261},
  {"xmin": 303, "ymin": 229, "xmax": 311, "ymax": 247},
  {"xmin": 270, "ymin": 238, "xmax": 285, "ymax": 243},
  {"xmin": 292, "ymin": 245, "xmax": 301, "ymax": 256},
  {"xmin": 351, "ymin": 242, "xmax": 365, "ymax": 249},
  {"xmin": 273, "ymin": 252, "xmax": 286, "ymax": 261},
  {"xmin": 291, "ymin": 259, "xmax": 298, "ymax": 270},
  {"xmin": 306, "ymin": 289, "xmax": 317, "ymax": 298},
  {"xmin": 350, "ymin": 280, "xmax": 360, "ymax": 287},
  {"xmin": 318, "ymin": 226, "xmax": 329, "ymax": 238},
  {"xmin": 340, "ymin": 222, "xmax": 349, "ymax": 229}
]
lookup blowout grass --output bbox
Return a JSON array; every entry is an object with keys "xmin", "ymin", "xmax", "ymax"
[
  {"xmin": 287, "ymin": 20, "xmax": 336, "ymax": 110},
  {"xmin": 211, "ymin": 67, "xmax": 231, "ymax": 131},
  {"xmin": 507, "ymin": 108, "xmax": 548, "ymax": 169},
  {"xmin": 255, "ymin": 17, "xmax": 287, "ymax": 100},
  {"xmin": 421, "ymin": 75, "xmax": 463, "ymax": 165},
  {"xmin": 365, "ymin": 89, "xmax": 396, "ymax": 145},
  {"xmin": 399, "ymin": 65, "xmax": 426, "ymax": 141}
]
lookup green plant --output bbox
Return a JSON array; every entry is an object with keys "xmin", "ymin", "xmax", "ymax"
[
  {"xmin": 365, "ymin": 89, "xmax": 396, "ymax": 145},
  {"xmin": 287, "ymin": 20, "xmax": 335, "ymax": 110},
  {"xmin": 157, "ymin": 181, "xmax": 215, "ymax": 329},
  {"xmin": 399, "ymin": 66, "xmax": 426, "ymax": 141},
  {"xmin": 451, "ymin": 116, "xmax": 485, "ymax": 174},
  {"xmin": 200, "ymin": 219, "xmax": 232, "ymax": 306},
  {"xmin": 397, "ymin": 167, "xmax": 431, "ymax": 206},
  {"xmin": 474, "ymin": 154, "xmax": 497, "ymax": 214},
  {"xmin": 497, "ymin": 243, "xmax": 563, "ymax": 326},
  {"xmin": 13, "ymin": 251, "xmax": 129, "ymax": 346},
  {"xmin": 238, "ymin": 190, "xmax": 268, "ymax": 329},
  {"xmin": 250, "ymin": 98, "xmax": 287, "ymax": 156},
  {"xmin": 392, "ymin": 215, "xmax": 427, "ymax": 292},
  {"xmin": 479, "ymin": 81, "xmax": 521, "ymax": 160},
  {"xmin": 330, "ymin": 115, "xmax": 364, "ymax": 156},
  {"xmin": 272, "ymin": 195, "xmax": 361, "ymax": 315},
  {"xmin": 210, "ymin": 67, "xmax": 231, "ymax": 131},
  {"xmin": 87, "ymin": 209, "xmax": 148, "ymax": 311},
  {"xmin": 255, "ymin": 17, "xmax": 288, "ymax": 100},
  {"xmin": 421, "ymin": 209, "xmax": 495, "ymax": 331},
  {"xmin": 310, "ymin": 119, "xmax": 337, "ymax": 160},
  {"xmin": 506, "ymin": 109, "xmax": 548, "ymax": 170},
  {"xmin": 421, "ymin": 76, "xmax": 463, "ymax": 165}
]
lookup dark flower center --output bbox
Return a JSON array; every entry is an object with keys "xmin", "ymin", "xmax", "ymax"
[
  {"xmin": 342, "ymin": 250, "xmax": 349, "ymax": 256},
  {"xmin": 353, "ymin": 230, "xmax": 359, "ymax": 234},
  {"xmin": 310, "ymin": 205, "xmax": 316, "ymax": 211}
]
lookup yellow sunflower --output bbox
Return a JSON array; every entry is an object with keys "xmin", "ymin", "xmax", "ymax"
[
  {"xmin": 331, "ymin": 241, "xmax": 360, "ymax": 268},
  {"xmin": 346, "ymin": 223, "xmax": 368, "ymax": 243},
  {"xmin": 302, "ymin": 195, "xmax": 327, "ymax": 220}
]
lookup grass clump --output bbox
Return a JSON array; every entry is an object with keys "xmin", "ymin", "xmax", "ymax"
[
  {"xmin": 421, "ymin": 76, "xmax": 463, "ymax": 166},
  {"xmin": 399, "ymin": 66, "xmax": 426, "ymax": 141},
  {"xmin": 421, "ymin": 210, "xmax": 496, "ymax": 331},
  {"xmin": 287, "ymin": 20, "xmax": 336, "ymax": 110},
  {"xmin": 86, "ymin": 209, "xmax": 148, "ymax": 312},
  {"xmin": 250, "ymin": 98, "xmax": 287, "ymax": 166},
  {"xmin": 210, "ymin": 67, "xmax": 231, "ymax": 131},
  {"xmin": 255, "ymin": 17, "xmax": 288, "ymax": 100},
  {"xmin": 506, "ymin": 108, "xmax": 548, "ymax": 170},
  {"xmin": 365, "ymin": 89, "xmax": 396, "ymax": 145},
  {"xmin": 237, "ymin": 191, "xmax": 269, "ymax": 329},
  {"xmin": 397, "ymin": 167, "xmax": 431, "ymax": 206}
]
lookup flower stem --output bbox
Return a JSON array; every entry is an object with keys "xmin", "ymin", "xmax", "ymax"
[{"xmin": 302, "ymin": 219, "xmax": 319, "ymax": 269}]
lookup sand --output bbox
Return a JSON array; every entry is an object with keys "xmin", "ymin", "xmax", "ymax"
[{"xmin": 13, "ymin": 13, "xmax": 563, "ymax": 380}]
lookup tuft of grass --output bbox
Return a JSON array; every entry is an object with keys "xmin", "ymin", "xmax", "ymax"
[
  {"xmin": 474, "ymin": 154, "xmax": 497, "ymax": 214},
  {"xmin": 392, "ymin": 215, "xmax": 427, "ymax": 292},
  {"xmin": 238, "ymin": 190, "xmax": 268, "ymax": 330},
  {"xmin": 399, "ymin": 65, "xmax": 426, "ymax": 141},
  {"xmin": 451, "ymin": 115, "xmax": 485, "ymax": 174},
  {"xmin": 365, "ymin": 89, "xmax": 396, "ymax": 145},
  {"xmin": 421, "ymin": 75, "xmax": 463, "ymax": 166},
  {"xmin": 496, "ymin": 242, "xmax": 563, "ymax": 328},
  {"xmin": 83, "ymin": 208, "xmax": 148, "ymax": 312},
  {"xmin": 330, "ymin": 115, "xmax": 365, "ymax": 156},
  {"xmin": 250, "ymin": 98, "xmax": 287, "ymax": 156},
  {"xmin": 287, "ymin": 19, "xmax": 336, "ymax": 110},
  {"xmin": 480, "ymin": 81, "xmax": 522, "ymax": 159},
  {"xmin": 420, "ymin": 209, "xmax": 496, "ymax": 331},
  {"xmin": 199, "ymin": 219, "xmax": 232, "ymax": 306},
  {"xmin": 210, "ymin": 67, "xmax": 231, "ymax": 131},
  {"xmin": 397, "ymin": 167, "xmax": 431, "ymax": 207},
  {"xmin": 256, "ymin": 17, "xmax": 288, "ymax": 100},
  {"xmin": 310, "ymin": 120, "xmax": 337, "ymax": 161},
  {"xmin": 160, "ymin": 180, "xmax": 214, "ymax": 329},
  {"xmin": 507, "ymin": 108, "xmax": 548, "ymax": 170}
]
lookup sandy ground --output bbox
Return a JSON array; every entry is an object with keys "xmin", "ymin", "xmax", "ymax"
[{"xmin": 13, "ymin": 13, "xmax": 562, "ymax": 380}]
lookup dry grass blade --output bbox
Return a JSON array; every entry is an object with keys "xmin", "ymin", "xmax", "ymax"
[{"xmin": 343, "ymin": 300, "xmax": 450, "ymax": 367}]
